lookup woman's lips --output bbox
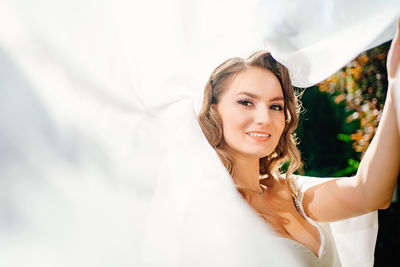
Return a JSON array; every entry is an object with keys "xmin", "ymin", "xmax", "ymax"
[{"xmin": 246, "ymin": 131, "xmax": 271, "ymax": 141}]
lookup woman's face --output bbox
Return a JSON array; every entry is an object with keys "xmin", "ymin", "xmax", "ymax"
[{"xmin": 217, "ymin": 66, "xmax": 286, "ymax": 160}]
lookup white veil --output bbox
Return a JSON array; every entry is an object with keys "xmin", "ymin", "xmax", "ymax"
[{"xmin": 0, "ymin": 0, "xmax": 399, "ymax": 266}]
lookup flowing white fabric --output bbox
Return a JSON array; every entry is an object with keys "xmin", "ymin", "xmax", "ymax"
[
  {"xmin": 258, "ymin": 0, "xmax": 400, "ymax": 88},
  {"xmin": 0, "ymin": 0, "xmax": 399, "ymax": 267}
]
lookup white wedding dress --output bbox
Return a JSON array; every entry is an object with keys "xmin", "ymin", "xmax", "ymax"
[
  {"xmin": 289, "ymin": 176, "xmax": 377, "ymax": 267},
  {"xmin": 0, "ymin": 0, "xmax": 398, "ymax": 266}
]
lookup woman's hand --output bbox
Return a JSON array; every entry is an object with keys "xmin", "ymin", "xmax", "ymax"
[{"xmin": 387, "ymin": 18, "xmax": 400, "ymax": 84}]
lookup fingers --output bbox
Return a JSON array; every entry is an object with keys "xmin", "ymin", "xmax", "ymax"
[
  {"xmin": 394, "ymin": 18, "xmax": 400, "ymax": 44},
  {"xmin": 387, "ymin": 17, "xmax": 400, "ymax": 80}
]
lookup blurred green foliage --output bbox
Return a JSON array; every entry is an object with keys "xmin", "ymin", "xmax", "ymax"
[{"xmin": 296, "ymin": 42, "xmax": 390, "ymax": 177}]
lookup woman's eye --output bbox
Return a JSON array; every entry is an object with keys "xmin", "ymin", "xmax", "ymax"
[
  {"xmin": 237, "ymin": 100, "xmax": 253, "ymax": 107},
  {"xmin": 270, "ymin": 104, "xmax": 283, "ymax": 111}
]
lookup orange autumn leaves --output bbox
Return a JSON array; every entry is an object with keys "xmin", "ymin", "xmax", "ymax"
[{"xmin": 317, "ymin": 43, "xmax": 390, "ymax": 157}]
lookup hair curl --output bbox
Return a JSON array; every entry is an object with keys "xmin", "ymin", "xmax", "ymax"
[{"xmin": 197, "ymin": 51, "xmax": 302, "ymax": 199}]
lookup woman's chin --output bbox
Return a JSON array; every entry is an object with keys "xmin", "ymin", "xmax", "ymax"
[
  {"xmin": 245, "ymin": 150, "xmax": 273, "ymax": 159},
  {"xmin": 226, "ymin": 144, "xmax": 275, "ymax": 160}
]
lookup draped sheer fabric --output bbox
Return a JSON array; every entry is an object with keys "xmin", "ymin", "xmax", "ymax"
[
  {"xmin": 257, "ymin": 0, "xmax": 400, "ymax": 87},
  {"xmin": 0, "ymin": 0, "xmax": 398, "ymax": 266}
]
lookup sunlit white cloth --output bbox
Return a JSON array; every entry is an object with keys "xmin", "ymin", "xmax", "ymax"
[
  {"xmin": 258, "ymin": 0, "xmax": 400, "ymax": 87},
  {"xmin": 0, "ymin": 0, "xmax": 399, "ymax": 266}
]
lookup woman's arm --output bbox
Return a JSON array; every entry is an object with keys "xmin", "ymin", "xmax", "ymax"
[{"xmin": 302, "ymin": 18, "xmax": 400, "ymax": 222}]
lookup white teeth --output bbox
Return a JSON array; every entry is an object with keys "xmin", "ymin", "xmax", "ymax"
[{"xmin": 247, "ymin": 132, "xmax": 270, "ymax": 137}]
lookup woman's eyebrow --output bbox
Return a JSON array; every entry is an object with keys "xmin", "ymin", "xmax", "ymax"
[
  {"xmin": 237, "ymin": 92, "xmax": 259, "ymax": 99},
  {"xmin": 270, "ymin": 96, "xmax": 284, "ymax": 102}
]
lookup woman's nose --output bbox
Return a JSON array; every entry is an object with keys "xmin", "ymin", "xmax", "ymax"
[{"xmin": 254, "ymin": 106, "xmax": 271, "ymax": 125}]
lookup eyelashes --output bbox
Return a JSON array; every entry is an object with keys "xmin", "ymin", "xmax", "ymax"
[
  {"xmin": 270, "ymin": 104, "xmax": 284, "ymax": 111},
  {"xmin": 237, "ymin": 100, "xmax": 284, "ymax": 111},
  {"xmin": 237, "ymin": 100, "xmax": 253, "ymax": 106}
]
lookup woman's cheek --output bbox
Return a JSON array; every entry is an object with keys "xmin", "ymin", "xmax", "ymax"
[{"xmin": 278, "ymin": 113, "xmax": 286, "ymax": 131}]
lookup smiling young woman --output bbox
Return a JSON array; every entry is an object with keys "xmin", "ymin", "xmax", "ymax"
[
  {"xmin": 216, "ymin": 67, "xmax": 285, "ymax": 161},
  {"xmin": 196, "ymin": 20, "xmax": 400, "ymax": 266},
  {"xmin": 197, "ymin": 51, "xmax": 322, "ymax": 256},
  {"xmin": 198, "ymin": 52, "xmax": 302, "ymax": 198}
]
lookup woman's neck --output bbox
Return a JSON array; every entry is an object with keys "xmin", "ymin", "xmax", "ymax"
[{"xmin": 231, "ymin": 154, "xmax": 261, "ymax": 192}]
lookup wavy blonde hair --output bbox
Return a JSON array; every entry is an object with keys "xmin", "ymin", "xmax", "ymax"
[{"xmin": 197, "ymin": 51, "xmax": 302, "ymax": 199}]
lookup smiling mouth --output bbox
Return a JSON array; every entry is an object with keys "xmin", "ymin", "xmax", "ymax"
[{"xmin": 246, "ymin": 132, "xmax": 271, "ymax": 138}]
